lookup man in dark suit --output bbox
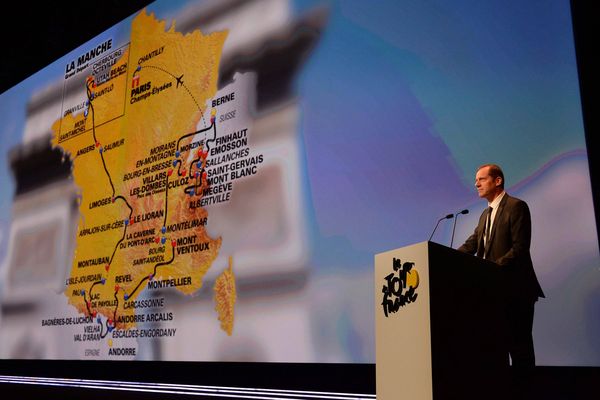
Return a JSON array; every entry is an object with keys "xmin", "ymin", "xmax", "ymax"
[{"xmin": 458, "ymin": 164, "xmax": 544, "ymax": 376}]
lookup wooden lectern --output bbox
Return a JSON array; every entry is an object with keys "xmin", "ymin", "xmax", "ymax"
[{"xmin": 375, "ymin": 241, "xmax": 509, "ymax": 400}]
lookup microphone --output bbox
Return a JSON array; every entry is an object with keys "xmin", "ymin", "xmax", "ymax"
[
  {"xmin": 450, "ymin": 209, "xmax": 469, "ymax": 248},
  {"xmin": 429, "ymin": 213, "xmax": 454, "ymax": 242}
]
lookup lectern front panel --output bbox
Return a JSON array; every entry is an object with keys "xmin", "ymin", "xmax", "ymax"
[{"xmin": 375, "ymin": 241, "xmax": 432, "ymax": 400}]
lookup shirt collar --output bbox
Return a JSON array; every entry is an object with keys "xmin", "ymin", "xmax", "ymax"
[{"xmin": 488, "ymin": 190, "xmax": 506, "ymax": 209}]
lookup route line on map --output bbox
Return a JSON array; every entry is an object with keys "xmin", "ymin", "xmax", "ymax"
[
  {"xmin": 81, "ymin": 78, "xmax": 136, "ymax": 329},
  {"xmin": 175, "ymin": 120, "xmax": 216, "ymax": 152},
  {"xmin": 79, "ymin": 66, "xmax": 218, "ymax": 333},
  {"xmin": 141, "ymin": 65, "xmax": 208, "ymax": 127},
  {"xmin": 86, "ymin": 82, "xmax": 116, "ymax": 197},
  {"xmin": 111, "ymin": 196, "xmax": 134, "ymax": 264},
  {"xmin": 81, "ymin": 59, "xmax": 224, "ymax": 338},
  {"xmin": 83, "ymin": 96, "xmax": 137, "ymax": 326},
  {"xmin": 141, "ymin": 64, "xmax": 217, "ymax": 198},
  {"xmin": 126, "ymin": 245, "xmax": 176, "ymax": 300},
  {"xmin": 162, "ymin": 174, "xmax": 169, "ymax": 227},
  {"xmin": 181, "ymin": 120, "xmax": 216, "ymax": 196}
]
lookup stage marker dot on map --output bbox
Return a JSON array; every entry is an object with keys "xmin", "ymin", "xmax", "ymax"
[
  {"xmin": 84, "ymin": 108, "xmax": 88, "ymax": 117},
  {"xmin": 136, "ymin": 65, "xmax": 141, "ymax": 72},
  {"xmin": 172, "ymin": 160, "xmax": 177, "ymax": 167},
  {"xmin": 197, "ymin": 149, "xmax": 202, "ymax": 157},
  {"xmin": 105, "ymin": 264, "xmax": 110, "ymax": 272},
  {"xmin": 197, "ymin": 161, "xmax": 202, "ymax": 169},
  {"xmin": 168, "ymin": 169, "xmax": 173, "ymax": 176},
  {"xmin": 176, "ymin": 150, "xmax": 180, "ymax": 158},
  {"xmin": 115, "ymin": 285, "xmax": 120, "ymax": 293},
  {"xmin": 92, "ymin": 311, "xmax": 97, "ymax": 318},
  {"xmin": 161, "ymin": 226, "xmax": 166, "ymax": 234},
  {"xmin": 171, "ymin": 239, "xmax": 177, "ymax": 247},
  {"xmin": 101, "ymin": 278, "xmax": 106, "ymax": 285},
  {"xmin": 155, "ymin": 237, "xmax": 160, "ymax": 243},
  {"xmin": 97, "ymin": 316, "xmax": 102, "ymax": 324},
  {"xmin": 189, "ymin": 188, "xmax": 195, "ymax": 196},
  {"xmin": 124, "ymin": 219, "xmax": 129, "ymax": 226},
  {"xmin": 99, "ymin": 147, "xmax": 103, "ymax": 154},
  {"xmin": 161, "ymin": 237, "xmax": 166, "ymax": 245},
  {"xmin": 124, "ymin": 294, "xmax": 129, "ymax": 301},
  {"xmin": 181, "ymin": 170, "xmax": 187, "ymax": 177},
  {"xmin": 129, "ymin": 217, "xmax": 134, "ymax": 226},
  {"xmin": 80, "ymin": 289, "xmax": 85, "ymax": 295},
  {"xmin": 95, "ymin": 141, "xmax": 100, "ymax": 148},
  {"xmin": 195, "ymin": 171, "xmax": 200, "ymax": 178},
  {"xmin": 148, "ymin": 274, "xmax": 153, "ymax": 281},
  {"xmin": 202, "ymin": 171, "xmax": 207, "ymax": 178},
  {"xmin": 86, "ymin": 301, "xmax": 91, "ymax": 308}
]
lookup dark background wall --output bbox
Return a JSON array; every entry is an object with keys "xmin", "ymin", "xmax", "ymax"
[{"xmin": 0, "ymin": 0, "xmax": 153, "ymax": 95}]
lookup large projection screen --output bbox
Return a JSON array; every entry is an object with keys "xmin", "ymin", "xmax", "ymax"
[{"xmin": 0, "ymin": 0, "xmax": 598, "ymax": 367}]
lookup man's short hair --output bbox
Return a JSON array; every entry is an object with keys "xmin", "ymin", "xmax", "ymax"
[{"xmin": 478, "ymin": 163, "xmax": 505, "ymax": 189}]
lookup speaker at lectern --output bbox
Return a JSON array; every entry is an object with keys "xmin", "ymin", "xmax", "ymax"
[{"xmin": 375, "ymin": 241, "xmax": 509, "ymax": 400}]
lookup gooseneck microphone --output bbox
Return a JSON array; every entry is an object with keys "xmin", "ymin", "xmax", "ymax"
[
  {"xmin": 450, "ymin": 209, "xmax": 469, "ymax": 248},
  {"xmin": 429, "ymin": 213, "xmax": 454, "ymax": 242}
]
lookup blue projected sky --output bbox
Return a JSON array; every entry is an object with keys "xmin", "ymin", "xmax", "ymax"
[{"xmin": 295, "ymin": 0, "xmax": 585, "ymax": 253}]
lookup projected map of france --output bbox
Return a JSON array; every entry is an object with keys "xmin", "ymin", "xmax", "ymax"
[{"xmin": 43, "ymin": 9, "xmax": 261, "ymax": 358}]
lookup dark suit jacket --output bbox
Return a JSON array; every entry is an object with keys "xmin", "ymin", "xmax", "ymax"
[{"xmin": 458, "ymin": 193, "xmax": 545, "ymax": 300}]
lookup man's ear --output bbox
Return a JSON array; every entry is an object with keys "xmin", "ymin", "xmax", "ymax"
[{"xmin": 495, "ymin": 177, "xmax": 503, "ymax": 187}]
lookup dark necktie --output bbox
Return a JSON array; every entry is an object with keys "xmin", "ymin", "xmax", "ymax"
[{"xmin": 484, "ymin": 206, "xmax": 493, "ymax": 255}]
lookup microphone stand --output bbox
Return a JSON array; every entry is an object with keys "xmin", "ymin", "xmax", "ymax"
[
  {"xmin": 450, "ymin": 209, "xmax": 469, "ymax": 248},
  {"xmin": 429, "ymin": 214, "xmax": 453, "ymax": 242}
]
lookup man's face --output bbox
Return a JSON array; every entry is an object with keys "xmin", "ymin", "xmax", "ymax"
[{"xmin": 475, "ymin": 166, "xmax": 501, "ymax": 201}]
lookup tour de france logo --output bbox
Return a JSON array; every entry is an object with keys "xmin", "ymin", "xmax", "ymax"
[{"xmin": 381, "ymin": 258, "xmax": 419, "ymax": 317}]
